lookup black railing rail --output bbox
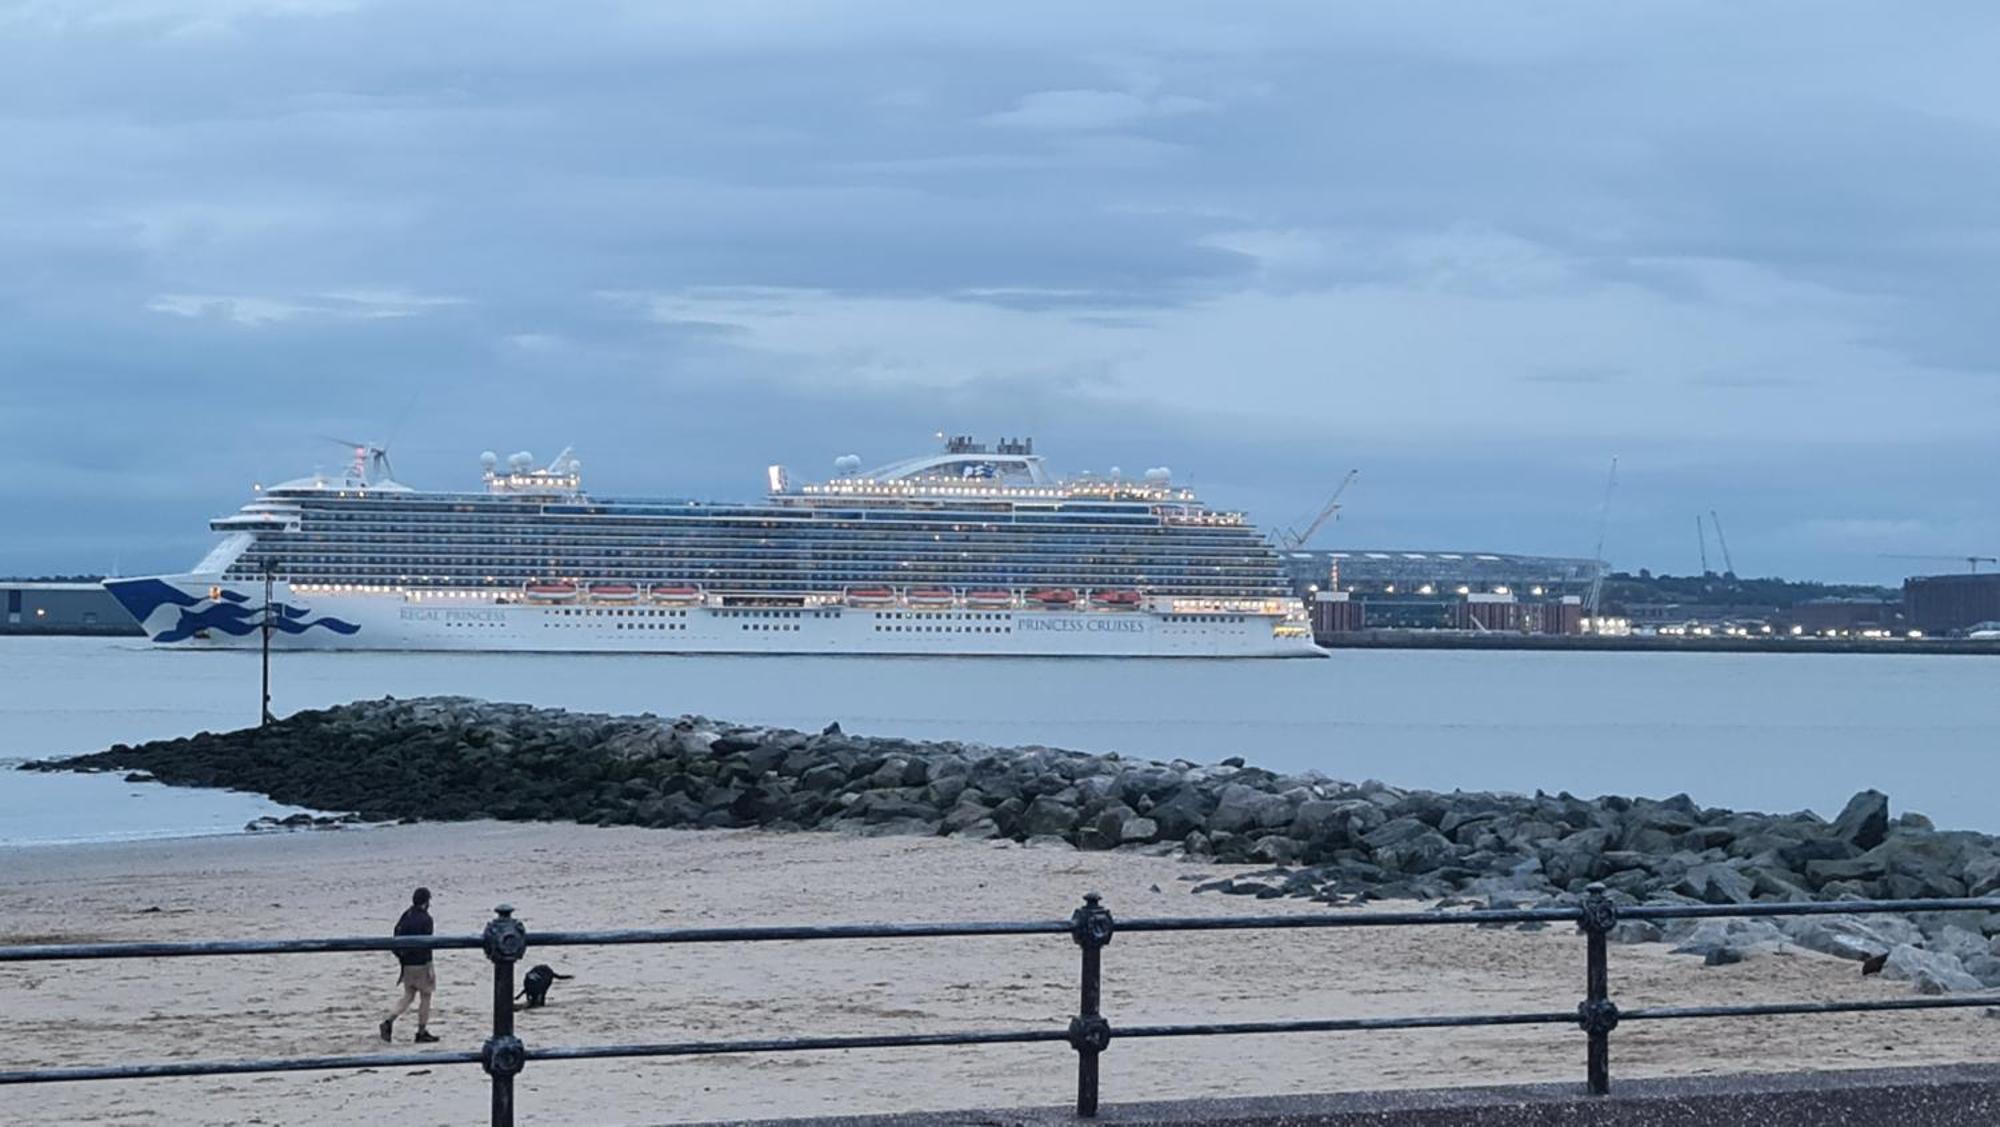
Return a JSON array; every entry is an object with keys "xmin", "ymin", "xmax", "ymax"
[{"xmin": 3, "ymin": 887, "xmax": 1999, "ymax": 1124}]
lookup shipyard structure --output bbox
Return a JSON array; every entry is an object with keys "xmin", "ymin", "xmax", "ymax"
[{"xmin": 1282, "ymin": 549, "xmax": 1597, "ymax": 638}]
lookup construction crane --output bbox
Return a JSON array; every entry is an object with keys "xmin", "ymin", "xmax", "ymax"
[
  {"xmin": 1696, "ymin": 515, "xmax": 1711, "ymax": 576},
  {"xmin": 1882, "ymin": 554, "xmax": 2000, "ymax": 574},
  {"xmin": 1708, "ymin": 510, "xmax": 1737, "ymax": 577},
  {"xmin": 1278, "ymin": 469, "xmax": 1359, "ymax": 551},
  {"xmin": 1584, "ymin": 456, "xmax": 1619, "ymax": 619}
]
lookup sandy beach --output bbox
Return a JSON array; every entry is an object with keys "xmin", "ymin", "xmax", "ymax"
[{"xmin": 3, "ymin": 822, "xmax": 1995, "ymax": 1125}]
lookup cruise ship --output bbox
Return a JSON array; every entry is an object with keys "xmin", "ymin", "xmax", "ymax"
[{"xmin": 107, "ymin": 437, "xmax": 1320, "ymax": 658}]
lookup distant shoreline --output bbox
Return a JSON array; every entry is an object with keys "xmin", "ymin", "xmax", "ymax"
[{"xmin": 1320, "ymin": 630, "xmax": 2000, "ymax": 655}]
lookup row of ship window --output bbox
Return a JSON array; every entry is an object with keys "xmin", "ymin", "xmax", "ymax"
[
  {"xmin": 252, "ymin": 557, "xmax": 1280, "ymax": 576},
  {"xmin": 551, "ymin": 608, "xmax": 689, "ymax": 617},
  {"xmin": 291, "ymin": 538, "xmax": 1245, "ymax": 555},
  {"xmin": 1164, "ymin": 615, "xmax": 1248, "ymax": 623},
  {"xmin": 544, "ymin": 620, "xmax": 688, "ymax": 631},
  {"xmin": 286, "ymin": 523, "xmax": 1248, "ymax": 539},
  {"xmin": 263, "ymin": 563, "xmax": 1280, "ymax": 580},
  {"xmin": 267, "ymin": 564, "xmax": 1279, "ymax": 578},
  {"xmin": 878, "ymin": 612, "xmax": 1011, "ymax": 621},
  {"xmin": 875, "ymin": 624, "xmax": 1011, "ymax": 634},
  {"xmin": 297, "ymin": 505, "xmax": 1203, "ymax": 524},
  {"xmin": 281, "ymin": 525, "xmax": 1260, "ymax": 545}
]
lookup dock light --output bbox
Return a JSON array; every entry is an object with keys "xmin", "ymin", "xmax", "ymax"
[
  {"xmin": 1790, "ymin": 625, "xmax": 1805, "ymax": 636},
  {"xmin": 1384, "ymin": 584, "xmax": 1396, "ymax": 594},
  {"xmin": 1419, "ymin": 584, "xmax": 1434, "ymax": 595},
  {"xmin": 1494, "ymin": 586, "xmax": 1510, "ymax": 595},
  {"xmin": 1455, "ymin": 585, "xmax": 1470, "ymax": 595},
  {"xmin": 1530, "ymin": 586, "xmax": 1544, "ymax": 596},
  {"xmin": 1908, "ymin": 630, "xmax": 1924, "ymax": 639}
]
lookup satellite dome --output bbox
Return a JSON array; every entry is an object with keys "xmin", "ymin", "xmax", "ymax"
[
  {"xmin": 1144, "ymin": 466, "xmax": 1171, "ymax": 483},
  {"xmin": 1109, "ymin": 466, "xmax": 1122, "ymax": 479},
  {"xmin": 509, "ymin": 451, "xmax": 533, "ymax": 471},
  {"xmin": 479, "ymin": 451, "xmax": 498, "ymax": 468},
  {"xmin": 834, "ymin": 454, "xmax": 862, "ymax": 475}
]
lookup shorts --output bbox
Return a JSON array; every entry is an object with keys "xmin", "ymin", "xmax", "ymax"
[{"xmin": 398, "ymin": 963, "xmax": 436, "ymax": 993}]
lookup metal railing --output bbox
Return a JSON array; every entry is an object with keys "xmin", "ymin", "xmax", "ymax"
[{"xmin": 3, "ymin": 884, "xmax": 1998, "ymax": 1124}]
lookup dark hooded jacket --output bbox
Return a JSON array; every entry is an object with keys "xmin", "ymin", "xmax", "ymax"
[{"xmin": 393, "ymin": 905, "xmax": 433, "ymax": 967}]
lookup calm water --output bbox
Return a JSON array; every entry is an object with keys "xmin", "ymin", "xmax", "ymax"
[{"xmin": 3, "ymin": 637, "xmax": 1995, "ymax": 844}]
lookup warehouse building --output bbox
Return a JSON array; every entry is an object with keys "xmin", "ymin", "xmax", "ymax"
[
  {"xmin": 1, "ymin": 583, "xmax": 140, "ymax": 635},
  {"xmin": 1903, "ymin": 573, "xmax": 2000, "ymax": 637}
]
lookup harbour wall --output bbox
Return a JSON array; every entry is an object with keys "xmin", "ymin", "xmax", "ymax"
[{"xmin": 1318, "ymin": 628, "xmax": 2000, "ymax": 655}]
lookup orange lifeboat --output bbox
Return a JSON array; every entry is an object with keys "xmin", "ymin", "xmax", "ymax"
[
  {"xmin": 524, "ymin": 581, "xmax": 579, "ymax": 603},
  {"xmin": 1028, "ymin": 588, "xmax": 1078, "ymax": 607},
  {"xmin": 1093, "ymin": 589, "xmax": 1143, "ymax": 609},
  {"xmin": 589, "ymin": 583, "xmax": 640, "ymax": 602},
  {"xmin": 649, "ymin": 584, "xmax": 702, "ymax": 605},
  {"xmin": 966, "ymin": 589, "xmax": 1015, "ymax": 609},
  {"xmin": 907, "ymin": 587, "xmax": 955, "ymax": 607},
  {"xmin": 845, "ymin": 586, "xmax": 896, "ymax": 608}
]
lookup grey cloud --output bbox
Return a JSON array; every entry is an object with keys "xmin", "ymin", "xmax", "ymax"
[{"xmin": 2, "ymin": 1, "xmax": 1998, "ymax": 581}]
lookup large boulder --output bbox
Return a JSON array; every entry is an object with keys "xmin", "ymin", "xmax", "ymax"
[
  {"xmin": 1881, "ymin": 944, "xmax": 1984, "ymax": 994},
  {"xmin": 1020, "ymin": 795, "xmax": 1079, "ymax": 838},
  {"xmin": 1829, "ymin": 790, "xmax": 1891, "ymax": 851},
  {"xmin": 1148, "ymin": 787, "xmax": 1216, "ymax": 840},
  {"xmin": 1208, "ymin": 783, "xmax": 1291, "ymax": 835},
  {"xmin": 1674, "ymin": 862, "xmax": 1755, "ymax": 905},
  {"xmin": 1805, "ymin": 856, "xmax": 1888, "ymax": 887},
  {"xmin": 1668, "ymin": 918, "xmax": 1787, "ymax": 963}
]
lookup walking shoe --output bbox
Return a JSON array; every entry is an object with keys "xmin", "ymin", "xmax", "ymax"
[
  {"xmin": 379, "ymin": 1018, "xmax": 394, "ymax": 1043},
  {"xmin": 413, "ymin": 1028, "xmax": 440, "ymax": 1043}
]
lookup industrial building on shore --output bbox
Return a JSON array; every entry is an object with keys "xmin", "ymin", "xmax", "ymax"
[
  {"xmin": 1286, "ymin": 550, "xmax": 1599, "ymax": 638},
  {"xmin": 1904, "ymin": 573, "xmax": 2000, "ymax": 637},
  {"xmin": 2, "ymin": 582, "xmax": 140, "ymax": 635}
]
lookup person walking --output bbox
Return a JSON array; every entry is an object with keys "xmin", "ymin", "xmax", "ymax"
[{"xmin": 380, "ymin": 887, "xmax": 440, "ymax": 1043}]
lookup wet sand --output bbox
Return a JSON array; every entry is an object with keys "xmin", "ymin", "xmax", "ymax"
[{"xmin": 2, "ymin": 822, "xmax": 1993, "ymax": 1125}]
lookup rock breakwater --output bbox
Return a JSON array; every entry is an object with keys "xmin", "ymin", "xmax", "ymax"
[{"xmin": 27, "ymin": 696, "xmax": 2000, "ymax": 991}]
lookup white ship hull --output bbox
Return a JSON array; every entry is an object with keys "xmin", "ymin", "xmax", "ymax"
[{"xmin": 106, "ymin": 577, "xmax": 1323, "ymax": 658}]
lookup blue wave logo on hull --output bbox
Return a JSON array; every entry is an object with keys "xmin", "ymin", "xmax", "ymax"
[{"xmin": 105, "ymin": 578, "xmax": 360, "ymax": 643}]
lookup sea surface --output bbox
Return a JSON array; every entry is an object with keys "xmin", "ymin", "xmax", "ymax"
[{"xmin": 3, "ymin": 636, "xmax": 1996, "ymax": 845}]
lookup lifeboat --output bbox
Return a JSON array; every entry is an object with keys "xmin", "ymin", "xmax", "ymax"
[
  {"xmin": 589, "ymin": 583, "xmax": 640, "ymax": 602},
  {"xmin": 648, "ymin": 584, "xmax": 702, "ymax": 605},
  {"xmin": 845, "ymin": 586, "xmax": 896, "ymax": 608},
  {"xmin": 524, "ymin": 581, "xmax": 579, "ymax": 603},
  {"xmin": 1092, "ymin": 589, "xmax": 1143, "ymax": 609},
  {"xmin": 966, "ymin": 589, "xmax": 1015, "ymax": 609},
  {"xmin": 906, "ymin": 587, "xmax": 956, "ymax": 608},
  {"xmin": 1027, "ymin": 588, "xmax": 1078, "ymax": 607}
]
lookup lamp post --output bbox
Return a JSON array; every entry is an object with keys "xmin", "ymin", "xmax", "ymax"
[{"xmin": 260, "ymin": 558, "xmax": 276, "ymax": 727}]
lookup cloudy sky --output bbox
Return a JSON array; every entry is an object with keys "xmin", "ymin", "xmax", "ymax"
[{"xmin": 4, "ymin": 1, "xmax": 1997, "ymax": 581}]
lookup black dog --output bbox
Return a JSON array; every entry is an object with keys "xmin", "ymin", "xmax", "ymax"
[{"xmin": 514, "ymin": 964, "xmax": 573, "ymax": 1009}]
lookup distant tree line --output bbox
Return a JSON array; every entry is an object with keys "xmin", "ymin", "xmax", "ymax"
[{"xmin": 1602, "ymin": 570, "xmax": 1896, "ymax": 611}]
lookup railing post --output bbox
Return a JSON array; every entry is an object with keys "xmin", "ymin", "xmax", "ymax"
[
  {"xmin": 1576, "ymin": 882, "xmax": 1620, "ymax": 1096},
  {"xmin": 1067, "ymin": 891, "xmax": 1115, "ymax": 1118},
  {"xmin": 481, "ymin": 904, "xmax": 529, "ymax": 1127}
]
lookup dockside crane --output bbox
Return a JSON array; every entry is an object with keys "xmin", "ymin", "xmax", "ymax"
[
  {"xmin": 1278, "ymin": 469, "xmax": 1360, "ymax": 551},
  {"xmin": 1709, "ymin": 510, "xmax": 1737, "ymax": 578},
  {"xmin": 1584, "ymin": 456, "xmax": 1619, "ymax": 620},
  {"xmin": 1882, "ymin": 554, "xmax": 2000, "ymax": 574}
]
